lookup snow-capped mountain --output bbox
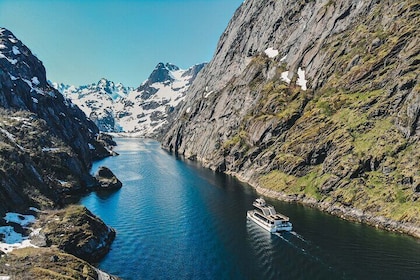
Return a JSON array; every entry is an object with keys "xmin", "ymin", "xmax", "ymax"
[
  {"xmin": 54, "ymin": 62, "xmax": 206, "ymax": 136},
  {"xmin": 51, "ymin": 79, "xmax": 134, "ymax": 132},
  {"xmin": 115, "ymin": 62, "xmax": 206, "ymax": 136},
  {"xmin": 54, "ymin": 79, "xmax": 132, "ymax": 101}
]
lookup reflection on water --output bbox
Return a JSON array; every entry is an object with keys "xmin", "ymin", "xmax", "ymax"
[{"xmin": 81, "ymin": 138, "xmax": 420, "ymax": 280}]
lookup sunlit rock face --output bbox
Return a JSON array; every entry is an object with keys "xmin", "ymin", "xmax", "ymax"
[{"xmin": 161, "ymin": 0, "xmax": 420, "ymax": 237}]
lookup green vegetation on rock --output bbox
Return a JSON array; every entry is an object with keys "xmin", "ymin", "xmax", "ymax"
[
  {"xmin": 0, "ymin": 247, "xmax": 119, "ymax": 280},
  {"xmin": 37, "ymin": 205, "xmax": 116, "ymax": 263},
  {"xmin": 160, "ymin": 0, "xmax": 420, "ymax": 237}
]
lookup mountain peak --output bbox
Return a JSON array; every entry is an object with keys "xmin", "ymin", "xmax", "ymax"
[
  {"xmin": 141, "ymin": 62, "xmax": 180, "ymax": 87},
  {"xmin": 97, "ymin": 78, "xmax": 114, "ymax": 92},
  {"xmin": 54, "ymin": 78, "xmax": 131, "ymax": 102},
  {"xmin": 55, "ymin": 61, "xmax": 205, "ymax": 136},
  {"xmin": 98, "ymin": 77, "xmax": 110, "ymax": 84},
  {"xmin": 154, "ymin": 62, "xmax": 179, "ymax": 71},
  {"xmin": 164, "ymin": 63, "xmax": 180, "ymax": 72},
  {"xmin": 0, "ymin": 28, "xmax": 48, "ymax": 90}
]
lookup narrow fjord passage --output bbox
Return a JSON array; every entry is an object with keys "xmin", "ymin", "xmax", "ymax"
[{"xmin": 81, "ymin": 138, "xmax": 420, "ymax": 280}]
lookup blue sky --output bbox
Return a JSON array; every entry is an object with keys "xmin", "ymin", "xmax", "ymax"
[{"xmin": 0, "ymin": 0, "xmax": 243, "ymax": 86}]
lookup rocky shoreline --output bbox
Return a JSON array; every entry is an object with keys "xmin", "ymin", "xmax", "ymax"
[
  {"xmin": 225, "ymin": 170, "xmax": 420, "ymax": 239},
  {"xmin": 0, "ymin": 247, "xmax": 120, "ymax": 279},
  {"xmin": 159, "ymin": 148, "xmax": 420, "ymax": 239},
  {"xmin": 254, "ymin": 185, "xmax": 420, "ymax": 239},
  {"xmin": 0, "ymin": 198, "xmax": 120, "ymax": 279}
]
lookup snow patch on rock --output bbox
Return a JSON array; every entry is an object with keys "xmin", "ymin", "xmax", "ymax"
[
  {"xmin": 281, "ymin": 71, "xmax": 291, "ymax": 84},
  {"xmin": 297, "ymin": 67, "xmax": 307, "ymax": 91},
  {"xmin": 0, "ymin": 52, "xmax": 17, "ymax": 65},
  {"xmin": 12, "ymin": 46, "xmax": 20, "ymax": 55},
  {"xmin": 31, "ymin": 77, "xmax": 40, "ymax": 86},
  {"xmin": 0, "ymin": 211, "xmax": 38, "ymax": 253},
  {"xmin": 264, "ymin": 47, "xmax": 279, "ymax": 58}
]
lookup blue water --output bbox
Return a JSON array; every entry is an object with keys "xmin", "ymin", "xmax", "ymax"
[{"xmin": 81, "ymin": 138, "xmax": 420, "ymax": 280}]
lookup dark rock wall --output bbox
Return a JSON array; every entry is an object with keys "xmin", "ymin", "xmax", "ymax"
[
  {"xmin": 0, "ymin": 28, "xmax": 113, "ymax": 214},
  {"xmin": 0, "ymin": 28, "xmax": 109, "ymax": 167}
]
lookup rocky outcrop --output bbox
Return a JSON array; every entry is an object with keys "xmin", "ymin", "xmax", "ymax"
[
  {"xmin": 0, "ymin": 247, "xmax": 120, "ymax": 279},
  {"xmin": 161, "ymin": 0, "xmax": 420, "ymax": 236},
  {"xmin": 35, "ymin": 205, "xmax": 116, "ymax": 263},
  {"xmin": 95, "ymin": 166, "xmax": 123, "ymax": 191},
  {"xmin": 0, "ymin": 110, "xmax": 90, "ymax": 214}
]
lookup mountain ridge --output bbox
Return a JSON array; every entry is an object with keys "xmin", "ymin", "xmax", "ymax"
[{"xmin": 54, "ymin": 62, "xmax": 206, "ymax": 136}]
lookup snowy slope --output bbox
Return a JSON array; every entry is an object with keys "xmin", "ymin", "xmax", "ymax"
[
  {"xmin": 52, "ymin": 79, "xmax": 133, "ymax": 132},
  {"xmin": 115, "ymin": 62, "xmax": 206, "ymax": 136},
  {"xmin": 54, "ymin": 62, "xmax": 206, "ymax": 136}
]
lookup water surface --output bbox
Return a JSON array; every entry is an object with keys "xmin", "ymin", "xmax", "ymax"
[{"xmin": 81, "ymin": 138, "xmax": 420, "ymax": 279}]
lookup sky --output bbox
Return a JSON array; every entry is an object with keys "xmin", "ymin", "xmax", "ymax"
[{"xmin": 0, "ymin": 0, "xmax": 243, "ymax": 87}]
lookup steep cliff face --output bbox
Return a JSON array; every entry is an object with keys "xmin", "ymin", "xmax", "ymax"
[
  {"xmin": 0, "ymin": 28, "xmax": 113, "ymax": 214},
  {"xmin": 162, "ymin": 0, "xmax": 420, "ymax": 236},
  {"xmin": 0, "ymin": 27, "xmax": 118, "ymax": 277},
  {"xmin": 0, "ymin": 28, "xmax": 111, "ymax": 165}
]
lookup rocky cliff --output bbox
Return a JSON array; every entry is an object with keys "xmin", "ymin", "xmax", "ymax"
[
  {"xmin": 0, "ymin": 28, "xmax": 114, "ymax": 214},
  {"xmin": 162, "ymin": 0, "xmax": 420, "ymax": 237},
  {"xmin": 0, "ymin": 28, "xmax": 118, "ymax": 278}
]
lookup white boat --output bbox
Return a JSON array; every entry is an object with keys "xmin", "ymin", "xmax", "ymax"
[{"xmin": 247, "ymin": 197, "xmax": 292, "ymax": 233}]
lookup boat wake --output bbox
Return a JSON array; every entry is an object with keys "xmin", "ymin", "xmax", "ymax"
[
  {"xmin": 289, "ymin": 231, "xmax": 309, "ymax": 244},
  {"xmin": 273, "ymin": 230, "xmax": 333, "ymax": 271},
  {"xmin": 246, "ymin": 197, "xmax": 339, "ymax": 275}
]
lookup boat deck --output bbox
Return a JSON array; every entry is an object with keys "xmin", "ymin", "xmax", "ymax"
[{"xmin": 269, "ymin": 213, "xmax": 289, "ymax": 221}]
